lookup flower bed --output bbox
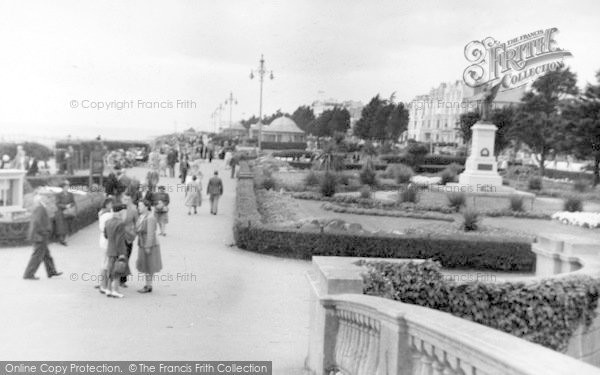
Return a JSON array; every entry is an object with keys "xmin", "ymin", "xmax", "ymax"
[
  {"xmin": 551, "ymin": 211, "xmax": 600, "ymax": 228},
  {"xmin": 234, "ymin": 172, "xmax": 534, "ymax": 271}
]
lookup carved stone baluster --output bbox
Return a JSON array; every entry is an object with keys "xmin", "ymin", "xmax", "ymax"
[
  {"xmin": 338, "ymin": 310, "xmax": 351, "ymax": 373},
  {"xmin": 432, "ymin": 354, "xmax": 445, "ymax": 375},
  {"xmin": 419, "ymin": 342, "xmax": 434, "ymax": 375},
  {"xmin": 358, "ymin": 316, "xmax": 374, "ymax": 375},
  {"xmin": 365, "ymin": 318, "xmax": 380, "ymax": 375},
  {"xmin": 347, "ymin": 311, "xmax": 361, "ymax": 373},
  {"xmin": 441, "ymin": 353, "xmax": 460, "ymax": 375},
  {"xmin": 351, "ymin": 314, "xmax": 367, "ymax": 375},
  {"xmin": 410, "ymin": 336, "xmax": 423, "ymax": 375},
  {"xmin": 335, "ymin": 310, "xmax": 349, "ymax": 370}
]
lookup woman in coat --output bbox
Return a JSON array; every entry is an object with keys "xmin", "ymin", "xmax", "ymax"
[
  {"xmin": 135, "ymin": 200, "xmax": 162, "ymax": 293},
  {"xmin": 97, "ymin": 198, "xmax": 114, "ymax": 293},
  {"xmin": 184, "ymin": 175, "xmax": 202, "ymax": 215},
  {"xmin": 54, "ymin": 181, "xmax": 76, "ymax": 246}
]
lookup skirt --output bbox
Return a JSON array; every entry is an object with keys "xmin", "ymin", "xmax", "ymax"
[
  {"xmin": 155, "ymin": 211, "xmax": 169, "ymax": 224},
  {"xmin": 136, "ymin": 245, "xmax": 163, "ymax": 274},
  {"xmin": 185, "ymin": 192, "xmax": 201, "ymax": 207}
]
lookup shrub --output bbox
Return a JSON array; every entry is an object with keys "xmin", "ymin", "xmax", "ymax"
[
  {"xmin": 320, "ymin": 172, "xmax": 337, "ymax": 197},
  {"xmin": 563, "ymin": 195, "xmax": 583, "ymax": 212},
  {"xmin": 399, "ymin": 185, "xmax": 419, "ymax": 203},
  {"xmin": 573, "ymin": 179, "xmax": 589, "ymax": 193},
  {"xmin": 439, "ymin": 167, "xmax": 458, "ymax": 185},
  {"xmin": 509, "ymin": 195, "xmax": 525, "ymax": 212},
  {"xmin": 461, "ymin": 209, "xmax": 479, "ymax": 231},
  {"xmin": 388, "ymin": 164, "xmax": 414, "ymax": 184},
  {"xmin": 337, "ymin": 173, "xmax": 350, "ymax": 186},
  {"xmin": 528, "ymin": 176, "xmax": 543, "ymax": 190},
  {"xmin": 361, "ymin": 260, "xmax": 600, "ymax": 351},
  {"xmin": 359, "ymin": 163, "xmax": 378, "ymax": 186},
  {"xmin": 446, "ymin": 192, "xmax": 466, "ymax": 212},
  {"xmin": 446, "ymin": 162, "xmax": 463, "ymax": 174},
  {"xmin": 261, "ymin": 176, "xmax": 276, "ymax": 190},
  {"xmin": 304, "ymin": 171, "xmax": 320, "ymax": 186},
  {"xmin": 359, "ymin": 186, "xmax": 372, "ymax": 199}
]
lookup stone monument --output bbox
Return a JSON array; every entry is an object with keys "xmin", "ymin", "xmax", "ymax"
[{"xmin": 457, "ymin": 82, "xmax": 503, "ymax": 191}]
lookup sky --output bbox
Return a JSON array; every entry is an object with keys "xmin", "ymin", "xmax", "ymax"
[{"xmin": 0, "ymin": 0, "xmax": 599, "ymax": 142}]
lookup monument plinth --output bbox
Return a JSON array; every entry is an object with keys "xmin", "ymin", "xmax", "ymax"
[{"xmin": 457, "ymin": 121, "xmax": 503, "ymax": 190}]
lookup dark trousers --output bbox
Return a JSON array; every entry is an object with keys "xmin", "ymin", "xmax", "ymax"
[
  {"xmin": 24, "ymin": 241, "xmax": 57, "ymax": 278},
  {"xmin": 230, "ymin": 164, "xmax": 236, "ymax": 178},
  {"xmin": 181, "ymin": 170, "xmax": 187, "ymax": 184},
  {"xmin": 120, "ymin": 241, "xmax": 133, "ymax": 284},
  {"xmin": 169, "ymin": 165, "xmax": 176, "ymax": 178}
]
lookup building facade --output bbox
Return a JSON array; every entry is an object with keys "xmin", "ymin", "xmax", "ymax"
[{"xmin": 404, "ymin": 81, "xmax": 475, "ymax": 145}]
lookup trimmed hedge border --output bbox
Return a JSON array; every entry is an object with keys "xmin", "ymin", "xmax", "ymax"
[
  {"xmin": 380, "ymin": 154, "xmax": 467, "ymax": 166},
  {"xmin": 261, "ymin": 141, "xmax": 307, "ymax": 150},
  {"xmin": 233, "ymin": 166, "xmax": 535, "ymax": 271}
]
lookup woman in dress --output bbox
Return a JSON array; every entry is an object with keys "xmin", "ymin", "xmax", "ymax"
[
  {"xmin": 136, "ymin": 200, "xmax": 162, "ymax": 293},
  {"xmin": 97, "ymin": 197, "xmax": 114, "ymax": 294},
  {"xmin": 159, "ymin": 151, "xmax": 168, "ymax": 177},
  {"xmin": 184, "ymin": 175, "xmax": 202, "ymax": 215}
]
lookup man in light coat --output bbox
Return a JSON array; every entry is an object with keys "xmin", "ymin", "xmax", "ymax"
[{"xmin": 24, "ymin": 193, "xmax": 62, "ymax": 280}]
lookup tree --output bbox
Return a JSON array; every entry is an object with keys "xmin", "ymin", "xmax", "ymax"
[
  {"xmin": 291, "ymin": 105, "xmax": 315, "ymax": 132},
  {"xmin": 512, "ymin": 67, "xmax": 579, "ymax": 174},
  {"xmin": 353, "ymin": 94, "xmax": 409, "ymax": 141},
  {"xmin": 309, "ymin": 107, "xmax": 350, "ymax": 137},
  {"xmin": 458, "ymin": 106, "xmax": 516, "ymax": 155},
  {"xmin": 564, "ymin": 70, "xmax": 600, "ymax": 185}
]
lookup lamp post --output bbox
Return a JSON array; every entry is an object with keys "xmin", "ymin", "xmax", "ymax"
[
  {"xmin": 224, "ymin": 92, "xmax": 238, "ymax": 128},
  {"xmin": 250, "ymin": 54, "xmax": 274, "ymax": 150}
]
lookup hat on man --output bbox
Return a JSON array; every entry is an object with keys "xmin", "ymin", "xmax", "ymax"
[{"xmin": 112, "ymin": 204, "xmax": 127, "ymax": 213}]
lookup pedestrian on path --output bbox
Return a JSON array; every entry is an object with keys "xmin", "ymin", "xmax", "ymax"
[
  {"xmin": 104, "ymin": 204, "xmax": 129, "ymax": 298},
  {"xmin": 229, "ymin": 155, "xmax": 239, "ymax": 179},
  {"xmin": 54, "ymin": 180, "xmax": 76, "ymax": 246},
  {"xmin": 207, "ymin": 170, "xmax": 223, "ymax": 215},
  {"xmin": 97, "ymin": 197, "xmax": 114, "ymax": 293},
  {"xmin": 185, "ymin": 175, "xmax": 202, "ymax": 215},
  {"xmin": 179, "ymin": 155, "xmax": 190, "ymax": 184},
  {"xmin": 120, "ymin": 194, "xmax": 139, "ymax": 287},
  {"xmin": 23, "ymin": 192, "xmax": 62, "ymax": 280},
  {"xmin": 136, "ymin": 200, "xmax": 162, "ymax": 294},
  {"xmin": 152, "ymin": 186, "xmax": 170, "ymax": 236}
]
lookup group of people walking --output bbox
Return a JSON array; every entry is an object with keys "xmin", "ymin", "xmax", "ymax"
[{"xmin": 22, "ymin": 147, "xmax": 227, "ymax": 299}]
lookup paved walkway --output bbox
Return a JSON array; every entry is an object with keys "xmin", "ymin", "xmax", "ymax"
[{"xmin": 0, "ymin": 160, "xmax": 311, "ymax": 374}]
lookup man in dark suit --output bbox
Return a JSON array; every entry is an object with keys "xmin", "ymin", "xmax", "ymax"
[
  {"xmin": 54, "ymin": 180, "xmax": 76, "ymax": 246},
  {"xmin": 206, "ymin": 170, "xmax": 223, "ymax": 215},
  {"xmin": 24, "ymin": 193, "xmax": 62, "ymax": 280},
  {"xmin": 104, "ymin": 204, "xmax": 129, "ymax": 298}
]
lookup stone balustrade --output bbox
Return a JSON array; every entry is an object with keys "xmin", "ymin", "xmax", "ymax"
[
  {"xmin": 319, "ymin": 293, "xmax": 600, "ymax": 375},
  {"xmin": 306, "ymin": 244, "xmax": 600, "ymax": 374}
]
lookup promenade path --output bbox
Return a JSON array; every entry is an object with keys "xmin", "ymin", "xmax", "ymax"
[{"xmin": 0, "ymin": 160, "xmax": 311, "ymax": 375}]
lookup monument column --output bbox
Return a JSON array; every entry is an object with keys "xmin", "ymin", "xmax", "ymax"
[{"xmin": 457, "ymin": 121, "xmax": 503, "ymax": 190}]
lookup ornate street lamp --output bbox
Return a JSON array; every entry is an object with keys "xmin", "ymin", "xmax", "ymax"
[
  {"xmin": 224, "ymin": 92, "xmax": 238, "ymax": 129},
  {"xmin": 250, "ymin": 54, "xmax": 274, "ymax": 150}
]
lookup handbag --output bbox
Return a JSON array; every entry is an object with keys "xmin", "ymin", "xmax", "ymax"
[
  {"xmin": 113, "ymin": 256, "xmax": 128, "ymax": 275},
  {"xmin": 63, "ymin": 205, "xmax": 77, "ymax": 218}
]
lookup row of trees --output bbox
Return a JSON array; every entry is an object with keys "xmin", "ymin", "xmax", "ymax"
[
  {"xmin": 238, "ymin": 94, "xmax": 410, "ymax": 141},
  {"xmin": 459, "ymin": 67, "xmax": 600, "ymax": 184}
]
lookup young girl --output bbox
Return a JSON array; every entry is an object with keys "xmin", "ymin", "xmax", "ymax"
[{"xmin": 97, "ymin": 198, "xmax": 114, "ymax": 294}]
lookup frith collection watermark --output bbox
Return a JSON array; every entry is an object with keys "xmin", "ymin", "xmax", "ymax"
[
  {"xmin": 70, "ymin": 272, "xmax": 198, "ymax": 283},
  {"xmin": 463, "ymin": 27, "xmax": 572, "ymax": 89},
  {"xmin": 69, "ymin": 99, "xmax": 198, "ymax": 110}
]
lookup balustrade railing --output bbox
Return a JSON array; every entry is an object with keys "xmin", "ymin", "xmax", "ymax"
[{"xmin": 319, "ymin": 294, "xmax": 600, "ymax": 375}]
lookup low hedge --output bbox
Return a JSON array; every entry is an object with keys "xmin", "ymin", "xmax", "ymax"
[
  {"xmin": 261, "ymin": 141, "xmax": 307, "ymax": 150},
  {"xmin": 234, "ymin": 223, "xmax": 533, "ymax": 270},
  {"xmin": 362, "ymin": 260, "xmax": 600, "ymax": 351},
  {"xmin": 27, "ymin": 174, "xmax": 105, "ymax": 189},
  {"xmin": 380, "ymin": 154, "xmax": 466, "ymax": 166},
  {"xmin": 544, "ymin": 168, "xmax": 594, "ymax": 182},
  {"xmin": 271, "ymin": 149, "xmax": 314, "ymax": 159},
  {"xmin": 321, "ymin": 203, "xmax": 454, "ymax": 222}
]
